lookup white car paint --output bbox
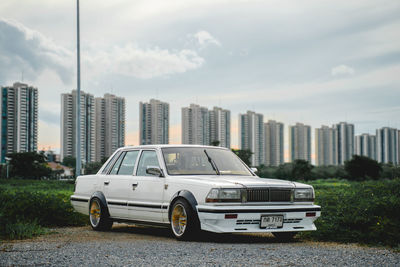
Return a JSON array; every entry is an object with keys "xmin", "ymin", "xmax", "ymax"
[{"xmin": 71, "ymin": 145, "xmax": 321, "ymax": 233}]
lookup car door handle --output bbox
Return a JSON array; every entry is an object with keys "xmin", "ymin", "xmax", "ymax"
[
  {"xmin": 132, "ymin": 182, "xmax": 138, "ymax": 190},
  {"xmin": 104, "ymin": 181, "xmax": 110, "ymax": 185}
]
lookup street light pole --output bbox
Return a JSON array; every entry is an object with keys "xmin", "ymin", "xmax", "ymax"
[
  {"xmin": 76, "ymin": 0, "xmax": 81, "ymax": 177},
  {"xmin": 5, "ymin": 157, "xmax": 10, "ymax": 179}
]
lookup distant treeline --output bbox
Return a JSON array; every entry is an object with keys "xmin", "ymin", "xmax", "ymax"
[
  {"xmin": 232, "ymin": 149, "xmax": 400, "ymax": 181},
  {"xmin": 256, "ymin": 156, "xmax": 400, "ymax": 181},
  {"xmin": 1, "ymin": 150, "xmax": 399, "ymax": 181}
]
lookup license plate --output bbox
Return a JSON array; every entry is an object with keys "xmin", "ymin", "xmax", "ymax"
[{"xmin": 260, "ymin": 215, "xmax": 283, "ymax": 229}]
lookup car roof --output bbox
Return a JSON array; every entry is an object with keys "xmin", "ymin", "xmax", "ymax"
[{"xmin": 116, "ymin": 144, "xmax": 230, "ymax": 151}]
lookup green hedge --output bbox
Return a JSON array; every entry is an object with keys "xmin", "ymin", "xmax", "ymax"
[
  {"xmin": 301, "ymin": 179, "xmax": 400, "ymax": 247},
  {"xmin": 1, "ymin": 179, "xmax": 399, "ymax": 246},
  {"xmin": 0, "ymin": 180, "xmax": 87, "ymax": 239}
]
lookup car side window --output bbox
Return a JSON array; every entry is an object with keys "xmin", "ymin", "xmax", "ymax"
[
  {"xmin": 101, "ymin": 152, "xmax": 120, "ymax": 174},
  {"xmin": 117, "ymin": 150, "xmax": 139, "ymax": 175},
  {"xmin": 136, "ymin": 151, "xmax": 160, "ymax": 176},
  {"xmin": 109, "ymin": 152, "xmax": 126, "ymax": 175}
]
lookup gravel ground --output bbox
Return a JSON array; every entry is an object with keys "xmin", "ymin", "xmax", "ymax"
[{"xmin": 1, "ymin": 225, "xmax": 399, "ymax": 267}]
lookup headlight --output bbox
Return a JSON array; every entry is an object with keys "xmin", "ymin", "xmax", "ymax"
[
  {"xmin": 294, "ymin": 188, "xmax": 314, "ymax": 202},
  {"xmin": 206, "ymin": 188, "xmax": 242, "ymax": 203}
]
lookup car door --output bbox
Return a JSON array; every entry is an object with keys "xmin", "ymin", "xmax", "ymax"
[
  {"xmin": 128, "ymin": 149, "xmax": 165, "ymax": 222},
  {"xmin": 102, "ymin": 150, "xmax": 140, "ymax": 219}
]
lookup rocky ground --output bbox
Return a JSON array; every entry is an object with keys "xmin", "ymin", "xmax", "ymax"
[{"xmin": 1, "ymin": 224, "xmax": 399, "ymax": 266}]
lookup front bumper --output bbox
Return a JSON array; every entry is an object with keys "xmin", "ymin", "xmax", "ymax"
[{"xmin": 197, "ymin": 204, "xmax": 321, "ymax": 233}]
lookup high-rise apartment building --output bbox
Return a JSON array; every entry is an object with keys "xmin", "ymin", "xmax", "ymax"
[
  {"xmin": 139, "ymin": 99, "xmax": 169, "ymax": 145},
  {"xmin": 239, "ymin": 111, "xmax": 264, "ymax": 166},
  {"xmin": 182, "ymin": 104, "xmax": 210, "ymax": 145},
  {"xmin": 355, "ymin": 134, "xmax": 376, "ymax": 160},
  {"xmin": 376, "ymin": 127, "xmax": 399, "ymax": 164},
  {"xmin": 315, "ymin": 125, "xmax": 338, "ymax": 166},
  {"xmin": 95, "ymin": 94, "xmax": 125, "ymax": 162},
  {"xmin": 264, "ymin": 120, "xmax": 284, "ymax": 166},
  {"xmin": 61, "ymin": 90, "xmax": 95, "ymax": 163},
  {"xmin": 335, "ymin": 122, "xmax": 354, "ymax": 165},
  {"xmin": 289, "ymin": 123, "xmax": 311, "ymax": 163},
  {"xmin": 209, "ymin": 107, "xmax": 231, "ymax": 148},
  {"xmin": 0, "ymin": 82, "xmax": 38, "ymax": 163}
]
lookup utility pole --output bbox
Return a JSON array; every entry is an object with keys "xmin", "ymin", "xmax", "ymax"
[{"xmin": 76, "ymin": 0, "xmax": 81, "ymax": 177}]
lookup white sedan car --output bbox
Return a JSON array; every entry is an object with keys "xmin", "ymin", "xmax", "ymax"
[{"xmin": 71, "ymin": 145, "xmax": 320, "ymax": 240}]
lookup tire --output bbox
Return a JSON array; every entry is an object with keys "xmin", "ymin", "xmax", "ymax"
[
  {"xmin": 170, "ymin": 199, "xmax": 200, "ymax": 240},
  {"xmin": 89, "ymin": 197, "xmax": 113, "ymax": 231},
  {"xmin": 272, "ymin": 232, "xmax": 297, "ymax": 241}
]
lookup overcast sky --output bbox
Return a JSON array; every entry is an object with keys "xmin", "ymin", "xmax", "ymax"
[{"xmin": 1, "ymin": 0, "xmax": 399, "ymax": 158}]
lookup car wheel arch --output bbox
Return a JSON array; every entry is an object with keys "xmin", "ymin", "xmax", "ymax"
[
  {"xmin": 90, "ymin": 191, "xmax": 110, "ymax": 218},
  {"xmin": 168, "ymin": 190, "xmax": 198, "ymax": 222}
]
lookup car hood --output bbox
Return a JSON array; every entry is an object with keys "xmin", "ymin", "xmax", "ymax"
[{"xmin": 173, "ymin": 175, "xmax": 310, "ymax": 188}]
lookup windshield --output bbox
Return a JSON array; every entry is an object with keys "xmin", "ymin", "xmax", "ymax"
[{"xmin": 161, "ymin": 147, "xmax": 253, "ymax": 176}]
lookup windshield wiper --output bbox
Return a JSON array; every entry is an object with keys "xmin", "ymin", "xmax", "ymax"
[{"xmin": 204, "ymin": 150, "xmax": 220, "ymax": 175}]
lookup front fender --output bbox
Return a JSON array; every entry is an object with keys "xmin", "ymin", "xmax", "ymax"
[{"xmin": 168, "ymin": 190, "xmax": 198, "ymax": 221}]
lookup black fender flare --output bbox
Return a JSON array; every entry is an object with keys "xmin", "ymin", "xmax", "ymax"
[
  {"xmin": 168, "ymin": 190, "xmax": 198, "ymax": 221},
  {"xmin": 90, "ymin": 191, "xmax": 110, "ymax": 217}
]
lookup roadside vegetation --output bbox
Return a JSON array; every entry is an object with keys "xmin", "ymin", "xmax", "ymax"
[
  {"xmin": 0, "ymin": 151, "xmax": 399, "ymax": 247},
  {"xmin": 0, "ymin": 180, "xmax": 87, "ymax": 240},
  {"xmin": 300, "ymin": 179, "xmax": 400, "ymax": 247}
]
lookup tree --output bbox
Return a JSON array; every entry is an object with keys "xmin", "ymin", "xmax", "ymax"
[
  {"xmin": 291, "ymin": 160, "xmax": 313, "ymax": 180},
  {"xmin": 311, "ymin": 165, "xmax": 347, "ymax": 179},
  {"xmin": 344, "ymin": 155, "xmax": 382, "ymax": 181},
  {"xmin": 85, "ymin": 162, "xmax": 103, "ymax": 175},
  {"xmin": 231, "ymin": 149, "xmax": 252, "ymax": 166},
  {"xmin": 211, "ymin": 140, "xmax": 220, "ymax": 146},
  {"xmin": 257, "ymin": 165, "xmax": 279, "ymax": 179},
  {"xmin": 101, "ymin": 157, "xmax": 109, "ymax": 164},
  {"xmin": 275, "ymin": 163, "xmax": 293, "ymax": 180},
  {"xmin": 381, "ymin": 163, "xmax": 400, "ymax": 179},
  {"xmin": 62, "ymin": 156, "xmax": 76, "ymax": 168},
  {"xmin": 8, "ymin": 152, "xmax": 52, "ymax": 179}
]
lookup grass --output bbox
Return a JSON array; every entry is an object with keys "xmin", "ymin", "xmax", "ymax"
[
  {"xmin": 0, "ymin": 179, "xmax": 87, "ymax": 240},
  {"xmin": 299, "ymin": 178, "xmax": 400, "ymax": 247},
  {"xmin": 1, "ymin": 178, "xmax": 399, "ymax": 247},
  {"xmin": 0, "ymin": 179, "xmax": 75, "ymax": 193},
  {"xmin": 3, "ymin": 220, "xmax": 47, "ymax": 240}
]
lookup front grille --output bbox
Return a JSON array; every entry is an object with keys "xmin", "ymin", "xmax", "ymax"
[
  {"xmin": 246, "ymin": 188, "xmax": 269, "ymax": 202},
  {"xmin": 245, "ymin": 188, "xmax": 292, "ymax": 202},
  {"xmin": 270, "ymin": 189, "xmax": 292, "ymax": 202}
]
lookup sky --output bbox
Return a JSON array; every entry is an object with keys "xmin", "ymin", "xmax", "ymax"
[{"xmin": 0, "ymin": 0, "xmax": 399, "ymax": 160}]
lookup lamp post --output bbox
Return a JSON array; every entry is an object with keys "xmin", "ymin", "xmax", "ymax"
[
  {"xmin": 76, "ymin": 0, "xmax": 81, "ymax": 178},
  {"xmin": 5, "ymin": 157, "xmax": 10, "ymax": 179}
]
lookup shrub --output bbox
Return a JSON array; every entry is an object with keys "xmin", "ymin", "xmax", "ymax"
[
  {"xmin": 84, "ymin": 162, "xmax": 103, "ymax": 174},
  {"xmin": 7, "ymin": 152, "xmax": 52, "ymax": 179},
  {"xmin": 344, "ymin": 155, "xmax": 382, "ymax": 180},
  {"xmin": 300, "ymin": 179, "xmax": 400, "ymax": 247},
  {"xmin": 4, "ymin": 220, "xmax": 46, "ymax": 240},
  {"xmin": 232, "ymin": 149, "xmax": 252, "ymax": 166},
  {"xmin": 0, "ymin": 180, "xmax": 87, "ymax": 239}
]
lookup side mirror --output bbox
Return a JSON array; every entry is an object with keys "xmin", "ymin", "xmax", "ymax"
[
  {"xmin": 146, "ymin": 166, "xmax": 164, "ymax": 177},
  {"xmin": 251, "ymin": 167, "xmax": 258, "ymax": 173}
]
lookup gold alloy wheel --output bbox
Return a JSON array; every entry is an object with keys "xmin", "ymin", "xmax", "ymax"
[
  {"xmin": 171, "ymin": 203, "xmax": 187, "ymax": 236},
  {"xmin": 90, "ymin": 199, "xmax": 101, "ymax": 227}
]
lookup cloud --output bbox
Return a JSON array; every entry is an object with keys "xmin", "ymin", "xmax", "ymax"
[
  {"xmin": 0, "ymin": 18, "xmax": 73, "ymax": 84},
  {"xmin": 331, "ymin": 64, "xmax": 355, "ymax": 76},
  {"xmin": 193, "ymin": 30, "xmax": 221, "ymax": 48},
  {"xmin": 85, "ymin": 45, "xmax": 205, "ymax": 79},
  {"xmin": 0, "ymin": 18, "xmax": 205, "ymax": 83}
]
